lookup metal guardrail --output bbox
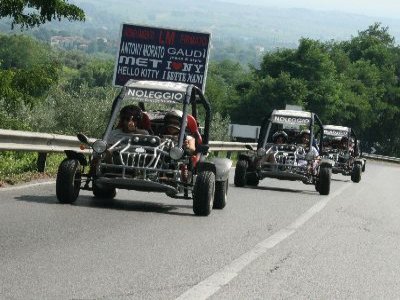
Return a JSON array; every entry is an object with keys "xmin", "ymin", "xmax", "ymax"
[
  {"xmin": 0, "ymin": 129, "xmax": 399, "ymax": 167},
  {"xmin": 362, "ymin": 153, "xmax": 400, "ymax": 164},
  {"xmin": 0, "ymin": 129, "xmax": 253, "ymax": 153}
]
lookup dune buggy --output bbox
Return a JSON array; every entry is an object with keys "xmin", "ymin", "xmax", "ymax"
[
  {"xmin": 234, "ymin": 109, "xmax": 333, "ymax": 195},
  {"xmin": 56, "ymin": 80, "xmax": 232, "ymax": 216},
  {"xmin": 321, "ymin": 125, "xmax": 366, "ymax": 183}
]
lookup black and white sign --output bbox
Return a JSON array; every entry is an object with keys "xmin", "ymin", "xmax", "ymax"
[
  {"xmin": 126, "ymin": 87, "xmax": 185, "ymax": 103},
  {"xmin": 324, "ymin": 129, "xmax": 347, "ymax": 137},
  {"xmin": 273, "ymin": 115, "xmax": 310, "ymax": 125},
  {"xmin": 114, "ymin": 23, "xmax": 211, "ymax": 91}
]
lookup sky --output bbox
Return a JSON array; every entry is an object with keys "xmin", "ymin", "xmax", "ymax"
[{"xmin": 220, "ymin": 0, "xmax": 400, "ymax": 19}]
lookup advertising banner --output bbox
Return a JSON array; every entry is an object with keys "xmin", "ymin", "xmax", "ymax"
[{"xmin": 113, "ymin": 23, "xmax": 211, "ymax": 92}]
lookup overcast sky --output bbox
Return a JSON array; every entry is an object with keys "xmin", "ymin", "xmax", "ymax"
[{"xmin": 220, "ymin": 0, "xmax": 400, "ymax": 19}]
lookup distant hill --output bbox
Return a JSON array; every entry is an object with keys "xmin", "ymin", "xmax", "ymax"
[
  {"xmin": 71, "ymin": 0, "xmax": 400, "ymax": 44},
  {"xmin": 2, "ymin": 0, "xmax": 400, "ymax": 64}
]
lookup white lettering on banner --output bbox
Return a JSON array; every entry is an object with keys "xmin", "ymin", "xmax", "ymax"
[
  {"xmin": 187, "ymin": 74, "xmax": 204, "ymax": 84},
  {"xmin": 273, "ymin": 115, "xmax": 310, "ymax": 125},
  {"xmin": 143, "ymin": 44, "xmax": 165, "ymax": 59},
  {"xmin": 127, "ymin": 88, "xmax": 184, "ymax": 102},
  {"xmin": 118, "ymin": 56, "xmax": 163, "ymax": 68},
  {"xmin": 167, "ymin": 48, "xmax": 206, "ymax": 58},
  {"xmin": 117, "ymin": 66, "xmax": 140, "ymax": 76},
  {"xmin": 120, "ymin": 42, "xmax": 143, "ymax": 55},
  {"xmin": 165, "ymin": 71, "xmax": 187, "ymax": 81},
  {"xmin": 165, "ymin": 61, "xmax": 204, "ymax": 73},
  {"xmin": 324, "ymin": 130, "xmax": 347, "ymax": 136}
]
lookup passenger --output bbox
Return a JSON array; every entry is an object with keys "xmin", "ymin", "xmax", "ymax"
[
  {"xmin": 108, "ymin": 105, "xmax": 149, "ymax": 144},
  {"xmin": 297, "ymin": 130, "xmax": 319, "ymax": 169},
  {"xmin": 299, "ymin": 130, "xmax": 319, "ymax": 155},
  {"xmin": 163, "ymin": 110, "xmax": 196, "ymax": 154}
]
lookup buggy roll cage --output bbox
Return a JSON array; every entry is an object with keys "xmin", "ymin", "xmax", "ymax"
[
  {"xmin": 322, "ymin": 125, "xmax": 360, "ymax": 155},
  {"xmin": 103, "ymin": 80, "xmax": 212, "ymax": 149},
  {"xmin": 257, "ymin": 110, "xmax": 324, "ymax": 153}
]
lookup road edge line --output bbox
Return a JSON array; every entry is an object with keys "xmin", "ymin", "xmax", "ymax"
[{"xmin": 176, "ymin": 183, "xmax": 351, "ymax": 300}]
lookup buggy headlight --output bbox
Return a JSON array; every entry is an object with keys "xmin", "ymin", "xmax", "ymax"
[
  {"xmin": 170, "ymin": 147, "xmax": 184, "ymax": 160},
  {"xmin": 92, "ymin": 140, "xmax": 107, "ymax": 154},
  {"xmin": 257, "ymin": 148, "xmax": 266, "ymax": 157}
]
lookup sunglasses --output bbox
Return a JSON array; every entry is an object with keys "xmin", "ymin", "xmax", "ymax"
[{"xmin": 121, "ymin": 114, "xmax": 140, "ymax": 122}]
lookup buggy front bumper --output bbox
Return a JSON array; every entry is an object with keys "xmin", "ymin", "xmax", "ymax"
[{"xmin": 95, "ymin": 177, "xmax": 178, "ymax": 194}]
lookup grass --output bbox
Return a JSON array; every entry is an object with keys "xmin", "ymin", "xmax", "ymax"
[{"xmin": 0, "ymin": 151, "xmax": 65, "ymax": 187}]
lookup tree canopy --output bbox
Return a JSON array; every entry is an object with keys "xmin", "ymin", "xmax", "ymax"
[{"xmin": 0, "ymin": 0, "xmax": 85, "ymax": 29}]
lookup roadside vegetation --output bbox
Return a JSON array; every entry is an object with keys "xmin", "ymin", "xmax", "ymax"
[{"xmin": 1, "ymin": 22, "xmax": 400, "ymax": 184}]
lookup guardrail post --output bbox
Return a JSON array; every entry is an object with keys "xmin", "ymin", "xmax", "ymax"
[
  {"xmin": 214, "ymin": 151, "xmax": 219, "ymax": 157},
  {"xmin": 37, "ymin": 152, "xmax": 47, "ymax": 173},
  {"xmin": 226, "ymin": 151, "xmax": 232, "ymax": 159}
]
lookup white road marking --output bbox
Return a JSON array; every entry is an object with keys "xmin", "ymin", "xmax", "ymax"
[
  {"xmin": 0, "ymin": 180, "xmax": 55, "ymax": 192},
  {"xmin": 176, "ymin": 183, "xmax": 352, "ymax": 300}
]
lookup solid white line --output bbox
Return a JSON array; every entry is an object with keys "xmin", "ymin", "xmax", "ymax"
[
  {"xmin": 0, "ymin": 180, "xmax": 55, "ymax": 192},
  {"xmin": 176, "ymin": 183, "xmax": 351, "ymax": 300}
]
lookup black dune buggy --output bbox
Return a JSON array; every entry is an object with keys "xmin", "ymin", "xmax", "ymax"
[
  {"xmin": 234, "ymin": 109, "xmax": 334, "ymax": 195},
  {"xmin": 56, "ymin": 80, "xmax": 232, "ymax": 216},
  {"xmin": 321, "ymin": 125, "xmax": 366, "ymax": 183}
]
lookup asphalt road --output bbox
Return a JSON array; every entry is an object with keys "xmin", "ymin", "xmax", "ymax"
[{"xmin": 0, "ymin": 161, "xmax": 399, "ymax": 299}]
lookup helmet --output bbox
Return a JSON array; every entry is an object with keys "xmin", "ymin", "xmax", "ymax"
[
  {"xmin": 272, "ymin": 131, "xmax": 288, "ymax": 143},
  {"xmin": 120, "ymin": 105, "xmax": 142, "ymax": 121},
  {"xmin": 164, "ymin": 110, "xmax": 183, "ymax": 131},
  {"xmin": 300, "ymin": 129, "xmax": 310, "ymax": 136}
]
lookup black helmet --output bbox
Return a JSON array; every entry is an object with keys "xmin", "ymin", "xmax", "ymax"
[
  {"xmin": 164, "ymin": 110, "xmax": 183, "ymax": 131},
  {"xmin": 120, "ymin": 105, "xmax": 142, "ymax": 121},
  {"xmin": 272, "ymin": 131, "xmax": 288, "ymax": 143}
]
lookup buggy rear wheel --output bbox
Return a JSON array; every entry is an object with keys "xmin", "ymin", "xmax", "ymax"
[
  {"xmin": 214, "ymin": 179, "xmax": 228, "ymax": 209},
  {"xmin": 193, "ymin": 171, "xmax": 215, "ymax": 216},
  {"xmin": 246, "ymin": 173, "xmax": 259, "ymax": 186},
  {"xmin": 351, "ymin": 164, "xmax": 362, "ymax": 183},
  {"xmin": 56, "ymin": 159, "xmax": 81, "ymax": 203},
  {"xmin": 234, "ymin": 160, "xmax": 247, "ymax": 187}
]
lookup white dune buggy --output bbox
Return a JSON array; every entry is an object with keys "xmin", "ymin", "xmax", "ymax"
[
  {"xmin": 321, "ymin": 125, "xmax": 366, "ymax": 183},
  {"xmin": 56, "ymin": 80, "xmax": 232, "ymax": 216},
  {"xmin": 234, "ymin": 109, "xmax": 334, "ymax": 195}
]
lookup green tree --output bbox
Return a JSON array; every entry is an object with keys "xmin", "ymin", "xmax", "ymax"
[{"xmin": 0, "ymin": 0, "xmax": 85, "ymax": 29}]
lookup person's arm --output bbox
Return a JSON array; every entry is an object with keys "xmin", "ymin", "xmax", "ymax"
[{"xmin": 184, "ymin": 136, "xmax": 196, "ymax": 153}]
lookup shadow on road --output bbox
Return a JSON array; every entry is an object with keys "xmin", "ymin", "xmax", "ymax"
[
  {"xmin": 331, "ymin": 178, "xmax": 351, "ymax": 183},
  {"xmin": 15, "ymin": 194, "xmax": 195, "ymax": 217},
  {"xmin": 230, "ymin": 184, "xmax": 316, "ymax": 195}
]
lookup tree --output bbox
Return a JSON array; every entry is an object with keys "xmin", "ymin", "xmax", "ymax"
[{"xmin": 0, "ymin": 0, "xmax": 85, "ymax": 29}]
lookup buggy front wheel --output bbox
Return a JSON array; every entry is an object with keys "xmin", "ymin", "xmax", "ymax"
[
  {"xmin": 93, "ymin": 182, "xmax": 117, "ymax": 200},
  {"xmin": 56, "ymin": 159, "xmax": 82, "ymax": 203},
  {"xmin": 193, "ymin": 171, "xmax": 215, "ymax": 216}
]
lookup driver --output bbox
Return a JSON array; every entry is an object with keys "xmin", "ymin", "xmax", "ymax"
[
  {"xmin": 272, "ymin": 131, "xmax": 288, "ymax": 144},
  {"xmin": 108, "ymin": 105, "xmax": 149, "ymax": 144},
  {"xmin": 163, "ymin": 110, "xmax": 196, "ymax": 154},
  {"xmin": 264, "ymin": 131, "xmax": 288, "ymax": 164}
]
